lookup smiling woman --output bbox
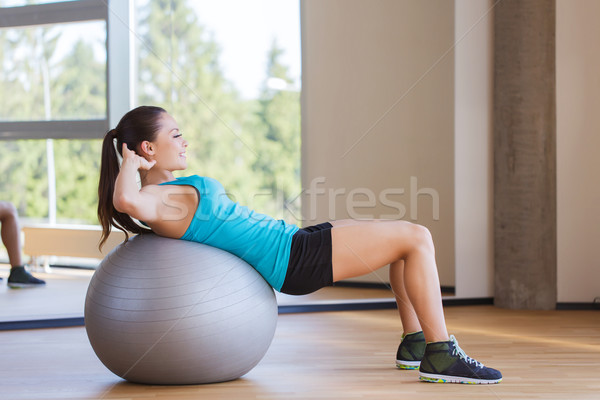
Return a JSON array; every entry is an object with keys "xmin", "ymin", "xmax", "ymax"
[{"xmin": 96, "ymin": 105, "xmax": 502, "ymax": 384}]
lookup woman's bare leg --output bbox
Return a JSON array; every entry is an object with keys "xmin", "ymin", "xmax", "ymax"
[
  {"xmin": 389, "ymin": 260, "xmax": 422, "ymax": 334},
  {"xmin": 331, "ymin": 220, "xmax": 421, "ymax": 334},
  {"xmin": 330, "ymin": 219, "xmax": 448, "ymax": 343},
  {"xmin": 0, "ymin": 201, "xmax": 23, "ymax": 267}
]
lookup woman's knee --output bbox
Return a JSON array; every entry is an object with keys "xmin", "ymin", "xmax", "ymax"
[
  {"xmin": 412, "ymin": 223, "xmax": 435, "ymax": 254},
  {"xmin": 395, "ymin": 221, "xmax": 435, "ymax": 256}
]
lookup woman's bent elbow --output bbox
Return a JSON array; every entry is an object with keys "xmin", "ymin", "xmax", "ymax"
[{"xmin": 113, "ymin": 194, "xmax": 132, "ymax": 215}]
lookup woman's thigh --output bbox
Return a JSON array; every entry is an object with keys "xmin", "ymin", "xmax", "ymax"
[
  {"xmin": 330, "ymin": 219, "xmax": 429, "ymax": 281},
  {"xmin": 330, "ymin": 218, "xmax": 375, "ymax": 228}
]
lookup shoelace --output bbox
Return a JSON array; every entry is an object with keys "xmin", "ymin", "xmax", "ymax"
[{"xmin": 449, "ymin": 335, "xmax": 483, "ymax": 368}]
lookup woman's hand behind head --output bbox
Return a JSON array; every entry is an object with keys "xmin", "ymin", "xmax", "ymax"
[{"xmin": 122, "ymin": 143, "xmax": 156, "ymax": 171}]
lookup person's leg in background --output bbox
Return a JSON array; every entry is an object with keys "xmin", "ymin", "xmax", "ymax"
[{"xmin": 0, "ymin": 201, "xmax": 45, "ymax": 288}]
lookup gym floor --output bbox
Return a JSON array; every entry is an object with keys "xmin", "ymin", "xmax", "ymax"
[{"xmin": 1, "ymin": 294, "xmax": 599, "ymax": 399}]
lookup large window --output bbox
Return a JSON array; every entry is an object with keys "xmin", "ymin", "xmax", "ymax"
[
  {"xmin": 0, "ymin": 0, "xmax": 108, "ymax": 228},
  {"xmin": 0, "ymin": 0, "xmax": 109, "ymax": 139},
  {"xmin": 0, "ymin": 0, "xmax": 301, "ymax": 229}
]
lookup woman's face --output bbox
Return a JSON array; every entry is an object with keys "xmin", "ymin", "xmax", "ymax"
[{"xmin": 145, "ymin": 113, "xmax": 188, "ymax": 171}]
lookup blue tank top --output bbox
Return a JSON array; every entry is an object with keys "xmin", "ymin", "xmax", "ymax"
[{"xmin": 160, "ymin": 175, "xmax": 299, "ymax": 291}]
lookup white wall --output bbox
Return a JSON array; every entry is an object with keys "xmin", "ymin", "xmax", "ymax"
[
  {"xmin": 556, "ymin": 0, "xmax": 600, "ymax": 303},
  {"xmin": 454, "ymin": 0, "xmax": 494, "ymax": 298},
  {"xmin": 301, "ymin": 0, "xmax": 456, "ymax": 287},
  {"xmin": 454, "ymin": 0, "xmax": 600, "ymax": 302},
  {"xmin": 453, "ymin": 0, "xmax": 600, "ymax": 302},
  {"xmin": 300, "ymin": 0, "xmax": 599, "ymax": 302}
]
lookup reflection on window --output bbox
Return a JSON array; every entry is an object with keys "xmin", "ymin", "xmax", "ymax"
[
  {"xmin": 0, "ymin": 20, "xmax": 106, "ymax": 122},
  {"xmin": 136, "ymin": 0, "xmax": 301, "ymax": 224},
  {"xmin": 0, "ymin": 139, "xmax": 101, "ymax": 225},
  {"xmin": 0, "ymin": 0, "xmax": 73, "ymax": 7}
]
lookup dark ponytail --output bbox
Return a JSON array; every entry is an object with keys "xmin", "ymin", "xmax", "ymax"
[{"xmin": 97, "ymin": 105, "xmax": 167, "ymax": 250}]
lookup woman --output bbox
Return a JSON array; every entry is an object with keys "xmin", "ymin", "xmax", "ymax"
[{"xmin": 98, "ymin": 105, "xmax": 501, "ymax": 384}]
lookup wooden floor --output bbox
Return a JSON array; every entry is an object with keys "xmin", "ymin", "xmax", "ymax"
[{"xmin": 1, "ymin": 305, "xmax": 599, "ymax": 400}]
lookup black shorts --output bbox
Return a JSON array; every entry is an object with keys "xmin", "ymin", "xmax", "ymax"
[{"xmin": 280, "ymin": 222, "xmax": 334, "ymax": 295}]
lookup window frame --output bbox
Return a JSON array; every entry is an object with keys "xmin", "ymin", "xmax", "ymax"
[{"xmin": 0, "ymin": 0, "xmax": 134, "ymax": 140}]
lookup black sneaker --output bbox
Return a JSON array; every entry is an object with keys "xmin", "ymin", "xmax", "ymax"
[
  {"xmin": 396, "ymin": 331, "xmax": 426, "ymax": 370},
  {"xmin": 419, "ymin": 335, "xmax": 502, "ymax": 384},
  {"xmin": 7, "ymin": 266, "xmax": 46, "ymax": 288}
]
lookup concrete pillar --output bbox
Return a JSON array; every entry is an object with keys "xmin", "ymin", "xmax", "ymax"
[{"xmin": 493, "ymin": 0, "xmax": 557, "ymax": 309}]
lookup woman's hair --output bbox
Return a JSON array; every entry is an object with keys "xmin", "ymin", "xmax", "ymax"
[{"xmin": 97, "ymin": 105, "xmax": 167, "ymax": 250}]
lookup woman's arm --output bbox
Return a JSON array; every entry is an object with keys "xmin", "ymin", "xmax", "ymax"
[{"xmin": 113, "ymin": 144, "xmax": 160, "ymax": 222}]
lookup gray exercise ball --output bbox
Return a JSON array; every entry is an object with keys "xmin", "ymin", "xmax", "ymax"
[{"xmin": 84, "ymin": 234, "xmax": 278, "ymax": 385}]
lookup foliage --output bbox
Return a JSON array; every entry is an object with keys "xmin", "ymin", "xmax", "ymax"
[{"xmin": 251, "ymin": 41, "xmax": 301, "ymax": 221}]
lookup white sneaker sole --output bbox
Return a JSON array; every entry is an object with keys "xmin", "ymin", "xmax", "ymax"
[
  {"xmin": 7, "ymin": 282, "xmax": 46, "ymax": 289},
  {"xmin": 419, "ymin": 372, "xmax": 502, "ymax": 384},
  {"xmin": 396, "ymin": 359, "xmax": 420, "ymax": 370}
]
